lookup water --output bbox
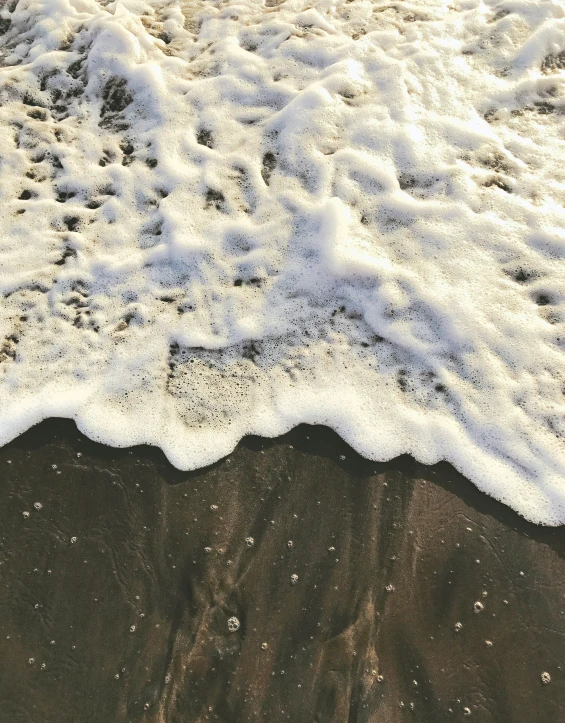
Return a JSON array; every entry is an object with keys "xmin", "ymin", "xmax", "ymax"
[{"xmin": 0, "ymin": 0, "xmax": 565, "ymax": 523}]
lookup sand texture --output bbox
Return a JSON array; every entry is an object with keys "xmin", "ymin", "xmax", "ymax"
[{"xmin": 0, "ymin": 419, "xmax": 563, "ymax": 722}]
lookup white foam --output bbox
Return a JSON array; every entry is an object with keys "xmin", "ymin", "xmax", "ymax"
[{"xmin": 1, "ymin": 0, "xmax": 565, "ymax": 523}]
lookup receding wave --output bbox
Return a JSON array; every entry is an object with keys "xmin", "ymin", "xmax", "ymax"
[{"xmin": 1, "ymin": 0, "xmax": 565, "ymax": 523}]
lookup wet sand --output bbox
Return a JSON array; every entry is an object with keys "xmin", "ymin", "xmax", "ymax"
[{"xmin": 0, "ymin": 419, "xmax": 563, "ymax": 722}]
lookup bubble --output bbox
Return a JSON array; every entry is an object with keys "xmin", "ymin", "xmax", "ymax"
[
  {"xmin": 541, "ymin": 671, "xmax": 551, "ymax": 685},
  {"xmin": 227, "ymin": 616, "xmax": 240, "ymax": 632},
  {"xmin": 290, "ymin": 573, "xmax": 298, "ymax": 585}
]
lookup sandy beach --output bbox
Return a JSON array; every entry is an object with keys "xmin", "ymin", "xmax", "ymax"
[
  {"xmin": 2, "ymin": 0, "xmax": 565, "ymax": 719},
  {"xmin": 0, "ymin": 419, "xmax": 563, "ymax": 722}
]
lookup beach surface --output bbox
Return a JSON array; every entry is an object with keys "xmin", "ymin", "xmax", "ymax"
[{"xmin": 0, "ymin": 419, "xmax": 563, "ymax": 722}]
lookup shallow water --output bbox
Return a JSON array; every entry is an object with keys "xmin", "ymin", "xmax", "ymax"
[{"xmin": 1, "ymin": 419, "xmax": 564, "ymax": 722}]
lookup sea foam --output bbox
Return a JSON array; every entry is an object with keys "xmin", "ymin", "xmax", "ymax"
[{"xmin": 1, "ymin": 0, "xmax": 565, "ymax": 523}]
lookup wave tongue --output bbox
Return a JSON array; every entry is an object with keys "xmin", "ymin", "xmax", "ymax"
[{"xmin": 1, "ymin": 0, "xmax": 565, "ymax": 523}]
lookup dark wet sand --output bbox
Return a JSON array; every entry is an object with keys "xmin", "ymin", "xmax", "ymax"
[{"xmin": 0, "ymin": 419, "xmax": 564, "ymax": 723}]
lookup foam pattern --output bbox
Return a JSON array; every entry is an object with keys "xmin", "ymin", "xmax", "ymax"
[{"xmin": 1, "ymin": 0, "xmax": 565, "ymax": 523}]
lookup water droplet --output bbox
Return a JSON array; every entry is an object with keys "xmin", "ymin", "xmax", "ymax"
[{"xmin": 227, "ymin": 616, "xmax": 240, "ymax": 632}]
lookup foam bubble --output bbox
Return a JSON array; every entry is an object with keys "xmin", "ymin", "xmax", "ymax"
[{"xmin": 1, "ymin": 0, "xmax": 565, "ymax": 523}]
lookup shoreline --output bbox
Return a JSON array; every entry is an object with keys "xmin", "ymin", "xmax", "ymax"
[{"xmin": 0, "ymin": 418, "xmax": 563, "ymax": 721}]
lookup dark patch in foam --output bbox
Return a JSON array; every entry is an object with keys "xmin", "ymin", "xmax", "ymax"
[
  {"xmin": 542, "ymin": 51, "xmax": 565, "ymax": 74},
  {"xmin": 205, "ymin": 188, "xmax": 225, "ymax": 211},
  {"xmin": 27, "ymin": 108, "xmax": 46, "ymax": 121},
  {"xmin": 99, "ymin": 77, "xmax": 132, "ymax": 130},
  {"xmin": 67, "ymin": 59, "xmax": 85, "ymax": 80},
  {"xmin": 55, "ymin": 190, "xmax": 77, "ymax": 203},
  {"xmin": 101, "ymin": 77, "xmax": 132, "ymax": 115},
  {"xmin": 54, "ymin": 246, "xmax": 77, "ymax": 266},
  {"xmin": 483, "ymin": 177, "xmax": 512, "ymax": 193},
  {"xmin": 534, "ymin": 293, "xmax": 553, "ymax": 307},
  {"xmin": 508, "ymin": 268, "xmax": 536, "ymax": 284},
  {"xmin": 242, "ymin": 341, "xmax": 260, "ymax": 362},
  {"xmin": 261, "ymin": 152, "xmax": 277, "ymax": 185},
  {"xmin": 0, "ymin": 333, "xmax": 18, "ymax": 362},
  {"xmin": 478, "ymin": 152, "xmax": 512, "ymax": 174},
  {"xmin": 197, "ymin": 128, "xmax": 213, "ymax": 148},
  {"xmin": 21, "ymin": 93, "xmax": 44, "ymax": 109},
  {"xmin": 532, "ymin": 101, "xmax": 555, "ymax": 115},
  {"xmin": 63, "ymin": 216, "xmax": 80, "ymax": 232}
]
